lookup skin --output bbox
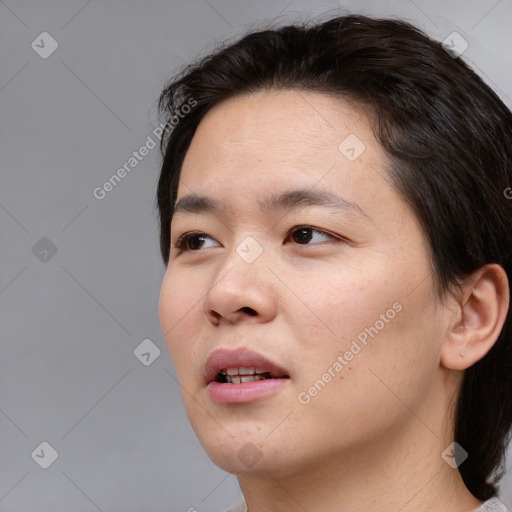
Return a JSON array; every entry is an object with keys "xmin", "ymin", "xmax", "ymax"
[{"xmin": 159, "ymin": 90, "xmax": 509, "ymax": 512}]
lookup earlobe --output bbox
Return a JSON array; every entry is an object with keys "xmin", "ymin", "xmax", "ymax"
[{"xmin": 440, "ymin": 264, "xmax": 509, "ymax": 371}]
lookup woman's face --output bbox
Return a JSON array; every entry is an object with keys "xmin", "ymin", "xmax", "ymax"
[{"xmin": 159, "ymin": 90, "xmax": 448, "ymax": 477}]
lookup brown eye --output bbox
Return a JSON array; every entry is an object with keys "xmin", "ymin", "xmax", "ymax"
[
  {"xmin": 173, "ymin": 232, "xmax": 217, "ymax": 252},
  {"xmin": 290, "ymin": 227, "xmax": 313, "ymax": 244},
  {"xmin": 288, "ymin": 226, "xmax": 335, "ymax": 245},
  {"xmin": 187, "ymin": 235, "xmax": 207, "ymax": 250}
]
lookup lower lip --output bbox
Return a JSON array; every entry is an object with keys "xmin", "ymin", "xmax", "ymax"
[{"xmin": 207, "ymin": 378, "xmax": 288, "ymax": 404}]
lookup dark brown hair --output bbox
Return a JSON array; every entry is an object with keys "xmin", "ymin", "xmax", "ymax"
[{"xmin": 156, "ymin": 14, "xmax": 512, "ymax": 500}]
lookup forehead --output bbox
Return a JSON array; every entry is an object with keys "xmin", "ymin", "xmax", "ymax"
[
  {"xmin": 179, "ymin": 90, "xmax": 384, "ymax": 185},
  {"xmin": 192, "ymin": 89, "xmax": 370, "ymax": 155}
]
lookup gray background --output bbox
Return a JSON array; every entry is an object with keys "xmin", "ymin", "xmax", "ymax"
[{"xmin": 1, "ymin": 0, "xmax": 511, "ymax": 510}]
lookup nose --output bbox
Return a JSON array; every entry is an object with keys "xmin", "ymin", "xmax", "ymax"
[{"xmin": 203, "ymin": 246, "xmax": 277, "ymax": 326}]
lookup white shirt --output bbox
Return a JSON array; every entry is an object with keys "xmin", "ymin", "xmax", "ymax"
[{"xmin": 222, "ymin": 496, "xmax": 509, "ymax": 512}]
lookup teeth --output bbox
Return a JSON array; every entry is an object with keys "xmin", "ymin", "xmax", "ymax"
[
  {"xmin": 231, "ymin": 375, "xmax": 266, "ymax": 383},
  {"xmin": 219, "ymin": 367, "xmax": 277, "ymax": 383},
  {"xmin": 226, "ymin": 367, "xmax": 255, "ymax": 376}
]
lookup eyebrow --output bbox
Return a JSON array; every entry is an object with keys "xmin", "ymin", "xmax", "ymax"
[{"xmin": 172, "ymin": 188, "xmax": 372, "ymax": 222}]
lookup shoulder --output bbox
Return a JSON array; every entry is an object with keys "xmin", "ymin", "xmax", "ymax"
[
  {"xmin": 472, "ymin": 497, "xmax": 510, "ymax": 512},
  {"xmin": 219, "ymin": 497, "xmax": 510, "ymax": 512},
  {"xmin": 221, "ymin": 497, "xmax": 247, "ymax": 512}
]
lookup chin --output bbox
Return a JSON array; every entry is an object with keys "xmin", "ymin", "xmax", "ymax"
[{"xmin": 198, "ymin": 431, "xmax": 299, "ymax": 478}]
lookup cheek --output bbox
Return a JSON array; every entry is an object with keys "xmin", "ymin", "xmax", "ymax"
[
  {"xmin": 291, "ymin": 261, "xmax": 396, "ymax": 354},
  {"xmin": 283, "ymin": 271, "xmax": 381, "ymax": 401},
  {"xmin": 159, "ymin": 270, "xmax": 178, "ymax": 343},
  {"xmin": 291, "ymin": 256, "xmax": 438, "ymax": 403},
  {"xmin": 159, "ymin": 268, "xmax": 204, "ymax": 371},
  {"xmin": 292, "ymin": 304, "xmax": 438, "ymax": 448}
]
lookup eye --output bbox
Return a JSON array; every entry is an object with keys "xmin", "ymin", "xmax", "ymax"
[
  {"xmin": 172, "ymin": 231, "xmax": 219, "ymax": 252},
  {"xmin": 287, "ymin": 226, "xmax": 337, "ymax": 245},
  {"xmin": 171, "ymin": 226, "xmax": 344, "ymax": 254}
]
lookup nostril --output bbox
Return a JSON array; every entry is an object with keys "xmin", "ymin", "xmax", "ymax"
[
  {"xmin": 204, "ymin": 312, "xmax": 220, "ymax": 325},
  {"xmin": 241, "ymin": 307, "xmax": 257, "ymax": 316}
]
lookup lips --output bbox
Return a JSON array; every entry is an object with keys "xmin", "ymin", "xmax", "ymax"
[{"xmin": 204, "ymin": 347, "xmax": 290, "ymax": 385}]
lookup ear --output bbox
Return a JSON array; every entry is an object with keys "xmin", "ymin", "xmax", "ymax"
[{"xmin": 441, "ymin": 264, "xmax": 510, "ymax": 371}]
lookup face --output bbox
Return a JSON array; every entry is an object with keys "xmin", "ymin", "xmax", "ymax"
[{"xmin": 159, "ymin": 90, "xmax": 447, "ymax": 478}]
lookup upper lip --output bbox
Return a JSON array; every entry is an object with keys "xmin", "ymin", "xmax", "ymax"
[{"xmin": 204, "ymin": 347, "xmax": 290, "ymax": 384}]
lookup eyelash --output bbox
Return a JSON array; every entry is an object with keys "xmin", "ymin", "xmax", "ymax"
[{"xmin": 172, "ymin": 225, "xmax": 347, "ymax": 254}]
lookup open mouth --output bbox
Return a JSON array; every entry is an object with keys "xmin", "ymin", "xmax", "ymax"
[
  {"xmin": 204, "ymin": 347, "xmax": 291, "ymax": 391},
  {"xmin": 216, "ymin": 367, "xmax": 289, "ymax": 384},
  {"xmin": 205, "ymin": 350, "xmax": 290, "ymax": 403}
]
